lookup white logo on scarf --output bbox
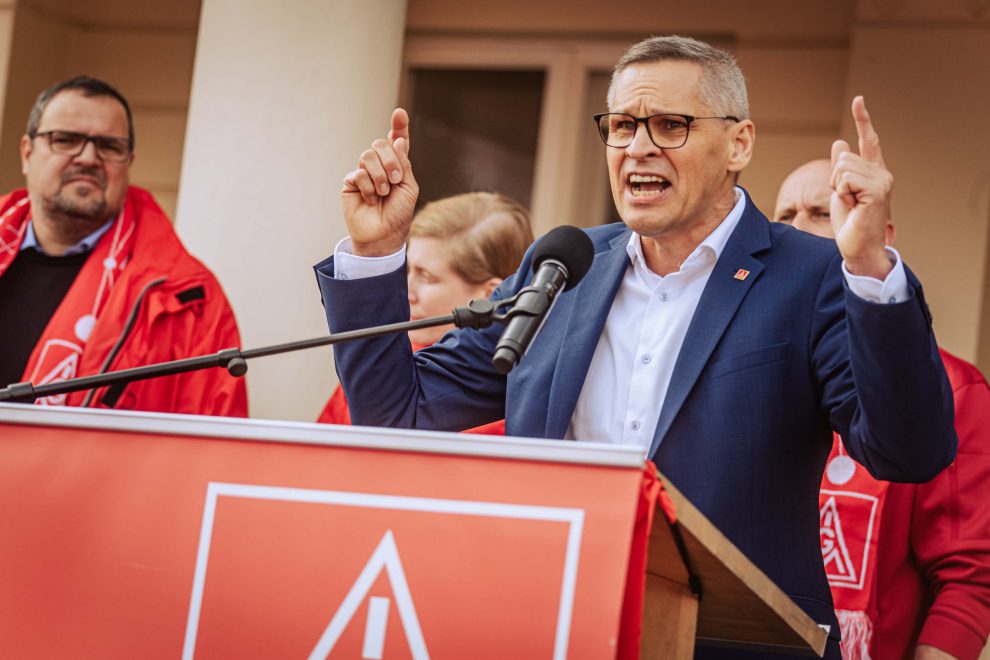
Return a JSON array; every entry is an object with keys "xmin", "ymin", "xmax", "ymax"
[
  {"xmin": 820, "ymin": 490, "xmax": 879, "ymax": 591},
  {"xmin": 30, "ymin": 339, "xmax": 83, "ymax": 406}
]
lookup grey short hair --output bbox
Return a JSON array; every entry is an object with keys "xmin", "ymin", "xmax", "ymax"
[{"xmin": 607, "ymin": 35, "xmax": 749, "ymax": 120}]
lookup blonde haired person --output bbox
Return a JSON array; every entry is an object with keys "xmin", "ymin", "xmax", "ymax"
[{"xmin": 318, "ymin": 191, "xmax": 533, "ymax": 433}]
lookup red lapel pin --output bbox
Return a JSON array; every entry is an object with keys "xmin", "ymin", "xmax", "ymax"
[{"xmin": 733, "ymin": 268, "xmax": 750, "ymax": 281}]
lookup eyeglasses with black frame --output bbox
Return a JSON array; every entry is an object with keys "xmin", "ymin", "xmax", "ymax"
[
  {"xmin": 593, "ymin": 113, "xmax": 739, "ymax": 150},
  {"xmin": 30, "ymin": 130, "xmax": 132, "ymax": 163}
]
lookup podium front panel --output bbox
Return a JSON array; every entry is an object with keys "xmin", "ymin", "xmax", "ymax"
[{"xmin": 0, "ymin": 404, "xmax": 645, "ymax": 660}]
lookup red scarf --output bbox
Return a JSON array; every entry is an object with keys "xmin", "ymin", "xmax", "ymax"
[
  {"xmin": 0, "ymin": 190, "xmax": 136, "ymax": 405},
  {"xmin": 820, "ymin": 433, "xmax": 889, "ymax": 659}
]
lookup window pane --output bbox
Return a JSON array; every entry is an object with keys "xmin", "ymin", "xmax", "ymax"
[{"xmin": 406, "ymin": 69, "xmax": 545, "ymax": 210}]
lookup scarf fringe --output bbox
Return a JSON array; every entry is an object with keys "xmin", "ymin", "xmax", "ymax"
[{"xmin": 837, "ymin": 609, "xmax": 873, "ymax": 660}]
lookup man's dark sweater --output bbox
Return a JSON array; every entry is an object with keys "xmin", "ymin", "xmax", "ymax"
[{"xmin": 0, "ymin": 248, "xmax": 87, "ymax": 386}]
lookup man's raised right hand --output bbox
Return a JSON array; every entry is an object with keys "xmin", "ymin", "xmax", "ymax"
[{"xmin": 341, "ymin": 108, "xmax": 419, "ymax": 257}]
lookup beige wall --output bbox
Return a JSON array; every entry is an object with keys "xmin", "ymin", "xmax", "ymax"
[
  {"xmin": 406, "ymin": 0, "xmax": 854, "ymax": 38},
  {"xmin": 736, "ymin": 43, "xmax": 849, "ymax": 214},
  {"xmin": 0, "ymin": 1, "xmax": 15, "ymax": 136},
  {"xmin": 0, "ymin": 0, "xmax": 200, "ymax": 219},
  {"xmin": 0, "ymin": 1, "xmax": 68, "ymax": 190},
  {"xmin": 843, "ymin": 16, "xmax": 990, "ymax": 368}
]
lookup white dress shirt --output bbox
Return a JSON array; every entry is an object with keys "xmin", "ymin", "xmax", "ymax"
[
  {"xmin": 333, "ymin": 188, "xmax": 908, "ymax": 454},
  {"xmin": 565, "ymin": 191, "xmax": 746, "ymax": 447}
]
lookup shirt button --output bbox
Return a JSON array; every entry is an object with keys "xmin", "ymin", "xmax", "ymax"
[
  {"xmin": 641, "ymin": 354, "xmax": 652, "ymax": 364},
  {"xmin": 659, "ymin": 292, "xmax": 669, "ymax": 302},
  {"xmin": 631, "ymin": 420, "xmax": 641, "ymax": 431}
]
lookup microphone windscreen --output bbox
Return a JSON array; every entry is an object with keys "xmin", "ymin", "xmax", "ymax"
[{"xmin": 532, "ymin": 225, "xmax": 594, "ymax": 289}]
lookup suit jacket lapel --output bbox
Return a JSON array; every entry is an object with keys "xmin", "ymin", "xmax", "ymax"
[
  {"xmin": 544, "ymin": 230, "xmax": 631, "ymax": 438},
  {"xmin": 647, "ymin": 201, "xmax": 772, "ymax": 458}
]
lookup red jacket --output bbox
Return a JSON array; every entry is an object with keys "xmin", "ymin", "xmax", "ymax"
[
  {"xmin": 1, "ymin": 187, "xmax": 248, "ymax": 416},
  {"xmin": 824, "ymin": 349, "xmax": 990, "ymax": 659}
]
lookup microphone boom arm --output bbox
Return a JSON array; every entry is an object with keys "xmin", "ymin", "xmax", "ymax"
[{"xmin": 0, "ymin": 295, "xmax": 521, "ymax": 405}]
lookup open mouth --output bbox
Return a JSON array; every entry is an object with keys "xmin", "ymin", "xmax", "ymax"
[{"xmin": 628, "ymin": 173, "xmax": 671, "ymax": 198}]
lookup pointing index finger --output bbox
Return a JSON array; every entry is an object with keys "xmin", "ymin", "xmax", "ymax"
[
  {"xmin": 387, "ymin": 107, "xmax": 411, "ymax": 156},
  {"xmin": 852, "ymin": 95, "xmax": 885, "ymax": 166}
]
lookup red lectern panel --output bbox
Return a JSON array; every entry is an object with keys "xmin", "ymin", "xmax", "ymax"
[{"xmin": 0, "ymin": 405, "xmax": 646, "ymax": 660}]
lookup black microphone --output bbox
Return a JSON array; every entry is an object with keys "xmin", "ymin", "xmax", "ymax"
[{"xmin": 492, "ymin": 225, "xmax": 594, "ymax": 375}]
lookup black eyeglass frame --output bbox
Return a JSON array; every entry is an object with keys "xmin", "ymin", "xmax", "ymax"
[
  {"xmin": 593, "ymin": 112, "xmax": 740, "ymax": 150},
  {"xmin": 29, "ymin": 130, "xmax": 133, "ymax": 163}
]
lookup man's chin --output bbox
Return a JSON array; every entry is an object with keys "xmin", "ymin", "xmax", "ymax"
[
  {"xmin": 622, "ymin": 210, "xmax": 676, "ymax": 238},
  {"xmin": 50, "ymin": 192, "xmax": 112, "ymax": 224}
]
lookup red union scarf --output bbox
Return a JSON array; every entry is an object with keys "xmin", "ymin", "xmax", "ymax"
[
  {"xmin": 0, "ymin": 195, "xmax": 30, "ymax": 271},
  {"xmin": 819, "ymin": 433, "xmax": 889, "ymax": 660},
  {"xmin": 616, "ymin": 463, "xmax": 662, "ymax": 660},
  {"xmin": 0, "ymin": 189, "xmax": 136, "ymax": 405}
]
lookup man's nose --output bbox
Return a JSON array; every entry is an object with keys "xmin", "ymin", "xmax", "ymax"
[
  {"xmin": 74, "ymin": 139, "xmax": 101, "ymax": 164},
  {"xmin": 407, "ymin": 277, "xmax": 418, "ymax": 303},
  {"xmin": 625, "ymin": 123, "xmax": 660, "ymax": 158}
]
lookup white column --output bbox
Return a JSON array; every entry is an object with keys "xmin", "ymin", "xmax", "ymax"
[{"xmin": 176, "ymin": 0, "xmax": 407, "ymax": 420}]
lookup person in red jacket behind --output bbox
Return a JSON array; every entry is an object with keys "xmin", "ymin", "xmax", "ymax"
[
  {"xmin": 775, "ymin": 159, "xmax": 990, "ymax": 660},
  {"xmin": 0, "ymin": 76, "xmax": 246, "ymax": 416},
  {"xmin": 318, "ymin": 191, "xmax": 533, "ymax": 434}
]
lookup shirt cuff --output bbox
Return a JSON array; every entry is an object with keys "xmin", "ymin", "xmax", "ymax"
[
  {"xmin": 332, "ymin": 236, "xmax": 406, "ymax": 280},
  {"xmin": 842, "ymin": 246, "xmax": 909, "ymax": 304}
]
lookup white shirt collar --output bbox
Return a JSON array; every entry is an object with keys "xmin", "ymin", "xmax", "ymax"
[{"xmin": 625, "ymin": 187, "xmax": 746, "ymax": 275}]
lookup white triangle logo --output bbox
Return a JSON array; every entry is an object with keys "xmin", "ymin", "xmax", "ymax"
[
  {"xmin": 309, "ymin": 530, "xmax": 429, "ymax": 660},
  {"xmin": 31, "ymin": 340, "xmax": 83, "ymax": 406},
  {"xmin": 820, "ymin": 496, "xmax": 857, "ymax": 584}
]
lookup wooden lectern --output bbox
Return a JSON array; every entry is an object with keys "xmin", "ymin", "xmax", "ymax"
[
  {"xmin": 0, "ymin": 403, "xmax": 825, "ymax": 658},
  {"xmin": 643, "ymin": 466, "xmax": 828, "ymax": 658}
]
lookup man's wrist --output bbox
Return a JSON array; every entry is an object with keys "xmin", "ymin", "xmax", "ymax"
[
  {"xmin": 333, "ymin": 236, "xmax": 406, "ymax": 281},
  {"xmin": 844, "ymin": 248, "xmax": 894, "ymax": 280},
  {"xmin": 913, "ymin": 643, "xmax": 958, "ymax": 660},
  {"xmin": 842, "ymin": 246, "xmax": 908, "ymax": 303},
  {"xmin": 350, "ymin": 237, "xmax": 407, "ymax": 258}
]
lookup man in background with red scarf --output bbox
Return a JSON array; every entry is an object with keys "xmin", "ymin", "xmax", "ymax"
[
  {"xmin": 0, "ymin": 76, "xmax": 246, "ymax": 416},
  {"xmin": 775, "ymin": 159, "xmax": 990, "ymax": 660}
]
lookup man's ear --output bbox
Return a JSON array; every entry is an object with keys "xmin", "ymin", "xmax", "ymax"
[
  {"xmin": 885, "ymin": 221, "xmax": 896, "ymax": 246},
  {"xmin": 20, "ymin": 135, "xmax": 33, "ymax": 176},
  {"xmin": 481, "ymin": 276, "xmax": 503, "ymax": 298},
  {"xmin": 727, "ymin": 120, "xmax": 755, "ymax": 174}
]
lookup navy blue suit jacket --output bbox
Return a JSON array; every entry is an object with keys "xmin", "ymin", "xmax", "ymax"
[{"xmin": 316, "ymin": 192, "xmax": 956, "ymax": 646}]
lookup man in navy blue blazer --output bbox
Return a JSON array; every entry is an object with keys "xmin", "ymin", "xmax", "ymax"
[{"xmin": 315, "ymin": 36, "xmax": 955, "ymax": 658}]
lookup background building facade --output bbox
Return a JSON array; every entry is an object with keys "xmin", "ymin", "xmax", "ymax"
[{"xmin": 0, "ymin": 0, "xmax": 987, "ymax": 442}]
